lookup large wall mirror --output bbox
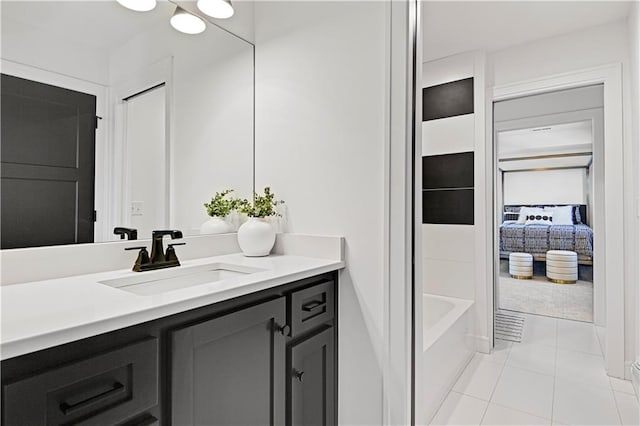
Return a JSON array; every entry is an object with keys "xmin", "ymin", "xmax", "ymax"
[{"xmin": 1, "ymin": 1, "xmax": 254, "ymax": 249}]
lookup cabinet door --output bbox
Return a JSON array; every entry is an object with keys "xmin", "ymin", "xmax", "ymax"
[
  {"xmin": 289, "ymin": 327, "xmax": 335, "ymax": 426},
  {"xmin": 170, "ymin": 297, "xmax": 287, "ymax": 426}
]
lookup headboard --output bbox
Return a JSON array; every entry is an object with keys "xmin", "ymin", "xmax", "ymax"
[{"xmin": 504, "ymin": 204, "xmax": 588, "ymax": 225}]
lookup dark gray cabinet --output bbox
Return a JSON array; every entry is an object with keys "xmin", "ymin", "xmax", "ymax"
[
  {"xmin": 170, "ymin": 297, "xmax": 287, "ymax": 425},
  {"xmin": 3, "ymin": 337, "xmax": 158, "ymax": 425},
  {"xmin": 1, "ymin": 271, "xmax": 337, "ymax": 426},
  {"xmin": 289, "ymin": 327, "xmax": 335, "ymax": 426}
]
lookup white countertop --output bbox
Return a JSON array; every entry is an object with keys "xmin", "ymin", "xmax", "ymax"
[{"xmin": 1, "ymin": 253, "xmax": 344, "ymax": 360}]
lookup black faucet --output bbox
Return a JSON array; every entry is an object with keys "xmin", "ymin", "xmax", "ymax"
[
  {"xmin": 125, "ymin": 230, "xmax": 185, "ymax": 272},
  {"xmin": 150, "ymin": 230, "xmax": 183, "ymax": 263},
  {"xmin": 114, "ymin": 227, "xmax": 138, "ymax": 240}
]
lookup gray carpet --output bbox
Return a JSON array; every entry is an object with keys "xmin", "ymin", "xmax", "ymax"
[{"xmin": 499, "ymin": 273, "xmax": 593, "ymax": 322}]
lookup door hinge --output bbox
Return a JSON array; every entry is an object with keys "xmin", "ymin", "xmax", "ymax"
[{"xmin": 93, "ymin": 210, "xmax": 97, "ymax": 222}]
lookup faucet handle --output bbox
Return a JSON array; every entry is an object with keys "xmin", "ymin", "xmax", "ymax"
[
  {"xmin": 125, "ymin": 246, "xmax": 150, "ymax": 272},
  {"xmin": 166, "ymin": 242, "xmax": 185, "ymax": 264}
]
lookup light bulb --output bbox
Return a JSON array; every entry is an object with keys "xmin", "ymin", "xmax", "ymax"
[
  {"xmin": 116, "ymin": 0, "xmax": 156, "ymax": 12},
  {"xmin": 197, "ymin": 0, "xmax": 234, "ymax": 19},
  {"xmin": 170, "ymin": 7, "xmax": 206, "ymax": 35}
]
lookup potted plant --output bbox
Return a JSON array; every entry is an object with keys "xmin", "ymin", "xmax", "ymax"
[
  {"xmin": 236, "ymin": 187, "xmax": 284, "ymax": 256},
  {"xmin": 200, "ymin": 189, "xmax": 236, "ymax": 234}
]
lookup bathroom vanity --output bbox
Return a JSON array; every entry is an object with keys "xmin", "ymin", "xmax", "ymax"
[{"xmin": 1, "ymin": 250, "xmax": 342, "ymax": 426}]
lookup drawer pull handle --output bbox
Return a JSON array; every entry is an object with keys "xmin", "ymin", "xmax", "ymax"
[
  {"xmin": 60, "ymin": 382, "xmax": 125, "ymax": 415},
  {"xmin": 302, "ymin": 300, "xmax": 325, "ymax": 312},
  {"xmin": 293, "ymin": 369, "xmax": 305, "ymax": 382}
]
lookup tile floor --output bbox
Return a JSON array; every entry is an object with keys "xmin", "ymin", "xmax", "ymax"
[{"xmin": 430, "ymin": 313, "xmax": 639, "ymax": 425}]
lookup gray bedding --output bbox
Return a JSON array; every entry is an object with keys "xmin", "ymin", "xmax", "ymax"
[{"xmin": 499, "ymin": 223, "xmax": 594, "ymax": 259}]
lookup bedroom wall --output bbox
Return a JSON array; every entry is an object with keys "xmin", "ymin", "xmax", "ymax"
[{"xmin": 503, "ymin": 169, "xmax": 588, "ymax": 207}]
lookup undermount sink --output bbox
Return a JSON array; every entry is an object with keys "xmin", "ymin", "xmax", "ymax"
[{"xmin": 100, "ymin": 263, "xmax": 266, "ymax": 296}]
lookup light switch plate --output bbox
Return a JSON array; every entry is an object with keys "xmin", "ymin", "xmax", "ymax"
[{"xmin": 131, "ymin": 201, "xmax": 144, "ymax": 216}]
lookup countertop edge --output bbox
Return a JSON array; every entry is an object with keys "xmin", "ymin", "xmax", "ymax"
[{"xmin": 1, "ymin": 259, "xmax": 345, "ymax": 361}]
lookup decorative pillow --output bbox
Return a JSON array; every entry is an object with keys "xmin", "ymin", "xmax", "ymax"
[
  {"xmin": 518, "ymin": 207, "xmax": 544, "ymax": 224},
  {"xmin": 572, "ymin": 206, "xmax": 582, "ymax": 224},
  {"xmin": 545, "ymin": 206, "xmax": 573, "ymax": 225},
  {"xmin": 503, "ymin": 211, "xmax": 520, "ymax": 222},
  {"xmin": 525, "ymin": 212, "xmax": 553, "ymax": 225}
]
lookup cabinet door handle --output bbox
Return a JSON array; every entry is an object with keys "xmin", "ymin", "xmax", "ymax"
[
  {"xmin": 277, "ymin": 324, "xmax": 291, "ymax": 337},
  {"xmin": 59, "ymin": 382, "xmax": 125, "ymax": 415},
  {"xmin": 302, "ymin": 300, "xmax": 326, "ymax": 312},
  {"xmin": 293, "ymin": 369, "xmax": 304, "ymax": 382}
]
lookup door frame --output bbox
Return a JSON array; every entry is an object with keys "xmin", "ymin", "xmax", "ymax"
[
  {"xmin": 489, "ymin": 63, "xmax": 627, "ymax": 378},
  {"xmin": 493, "ymin": 108, "xmax": 604, "ymax": 325},
  {"xmin": 111, "ymin": 57, "xmax": 172, "ymax": 237},
  {"xmin": 1, "ymin": 59, "xmax": 108, "ymax": 241}
]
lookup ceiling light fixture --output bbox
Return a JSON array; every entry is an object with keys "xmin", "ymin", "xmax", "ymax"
[
  {"xmin": 116, "ymin": 0, "xmax": 157, "ymax": 12},
  {"xmin": 197, "ymin": 0, "xmax": 234, "ymax": 19},
  {"xmin": 170, "ymin": 7, "xmax": 206, "ymax": 34}
]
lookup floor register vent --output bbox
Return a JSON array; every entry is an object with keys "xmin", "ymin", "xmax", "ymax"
[{"xmin": 495, "ymin": 311, "xmax": 525, "ymax": 343}]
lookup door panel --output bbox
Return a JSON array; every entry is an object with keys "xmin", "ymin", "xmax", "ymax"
[
  {"xmin": 1, "ymin": 73, "xmax": 96, "ymax": 248},
  {"xmin": 289, "ymin": 327, "xmax": 335, "ymax": 426},
  {"xmin": 170, "ymin": 297, "xmax": 286, "ymax": 426}
]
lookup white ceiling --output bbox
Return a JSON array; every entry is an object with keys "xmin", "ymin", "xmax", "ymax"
[
  {"xmin": 497, "ymin": 121, "xmax": 593, "ymax": 171},
  {"xmin": 1, "ymin": 1, "xmax": 253, "ymax": 53},
  {"xmin": 1, "ymin": 1, "xmax": 175, "ymax": 52},
  {"xmin": 422, "ymin": 1, "xmax": 632, "ymax": 61}
]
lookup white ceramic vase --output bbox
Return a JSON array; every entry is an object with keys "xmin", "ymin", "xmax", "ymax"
[
  {"xmin": 237, "ymin": 217, "xmax": 276, "ymax": 257},
  {"xmin": 200, "ymin": 216, "xmax": 232, "ymax": 234}
]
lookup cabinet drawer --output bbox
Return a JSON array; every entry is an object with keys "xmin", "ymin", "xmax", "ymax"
[
  {"xmin": 3, "ymin": 337, "xmax": 158, "ymax": 426},
  {"xmin": 289, "ymin": 280, "xmax": 334, "ymax": 337}
]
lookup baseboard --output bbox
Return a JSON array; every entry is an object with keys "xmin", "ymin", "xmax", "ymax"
[
  {"xmin": 476, "ymin": 335, "xmax": 491, "ymax": 354},
  {"xmin": 632, "ymin": 360, "xmax": 640, "ymax": 400}
]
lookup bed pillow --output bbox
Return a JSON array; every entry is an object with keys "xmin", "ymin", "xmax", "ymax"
[
  {"xmin": 503, "ymin": 211, "xmax": 520, "ymax": 222},
  {"xmin": 518, "ymin": 207, "xmax": 544, "ymax": 224},
  {"xmin": 525, "ymin": 211, "xmax": 553, "ymax": 225},
  {"xmin": 572, "ymin": 206, "xmax": 583, "ymax": 224},
  {"xmin": 545, "ymin": 206, "xmax": 573, "ymax": 225}
]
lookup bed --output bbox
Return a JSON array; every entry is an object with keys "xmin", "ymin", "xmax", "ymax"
[{"xmin": 499, "ymin": 205, "xmax": 593, "ymax": 265}]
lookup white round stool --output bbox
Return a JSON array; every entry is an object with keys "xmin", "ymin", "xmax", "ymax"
[
  {"xmin": 509, "ymin": 252, "xmax": 533, "ymax": 279},
  {"xmin": 546, "ymin": 250, "xmax": 578, "ymax": 284}
]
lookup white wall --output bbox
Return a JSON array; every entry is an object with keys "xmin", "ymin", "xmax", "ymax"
[
  {"xmin": 421, "ymin": 19, "xmax": 634, "ymax": 360},
  {"xmin": 422, "ymin": 53, "xmax": 476, "ymax": 301},
  {"xmin": 488, "ymin": 20, "xmax": 630, "ymax": 87},
  {"xmin": 503, "ymin": 169, "xmax": 588, "ymax": 206},
  {"xmin": 489, "ymin": 19, "xmax": 636, "ymax": 374},
  {"xmin": 108, "ymin": 21, "xmax": 254, "ymax": 237},
  {"xmin": 0, "ymin": 14, "xmax": 109, "ymax": 85},
  {"xmin": 253, "ymin": 2, "xmax": 387, "ymax": 424},
  {"xmin": 421, "ymin": 52, "xmax": 489, "ymax": 354}
]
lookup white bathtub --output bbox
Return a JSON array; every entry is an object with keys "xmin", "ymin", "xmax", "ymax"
[{"xmin": 421, "ymin": 294, "xmax": 474, "ymax": 424}]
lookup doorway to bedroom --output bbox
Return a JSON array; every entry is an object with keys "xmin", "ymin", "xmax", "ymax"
[{"xmin": 494, "ymin": 84, "xmax": 602, "ymax": 325}]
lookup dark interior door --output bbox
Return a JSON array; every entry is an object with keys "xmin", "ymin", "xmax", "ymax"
[{"xmin": 1, "ymin": 73, "xmax": 96, "ymax": 249}]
